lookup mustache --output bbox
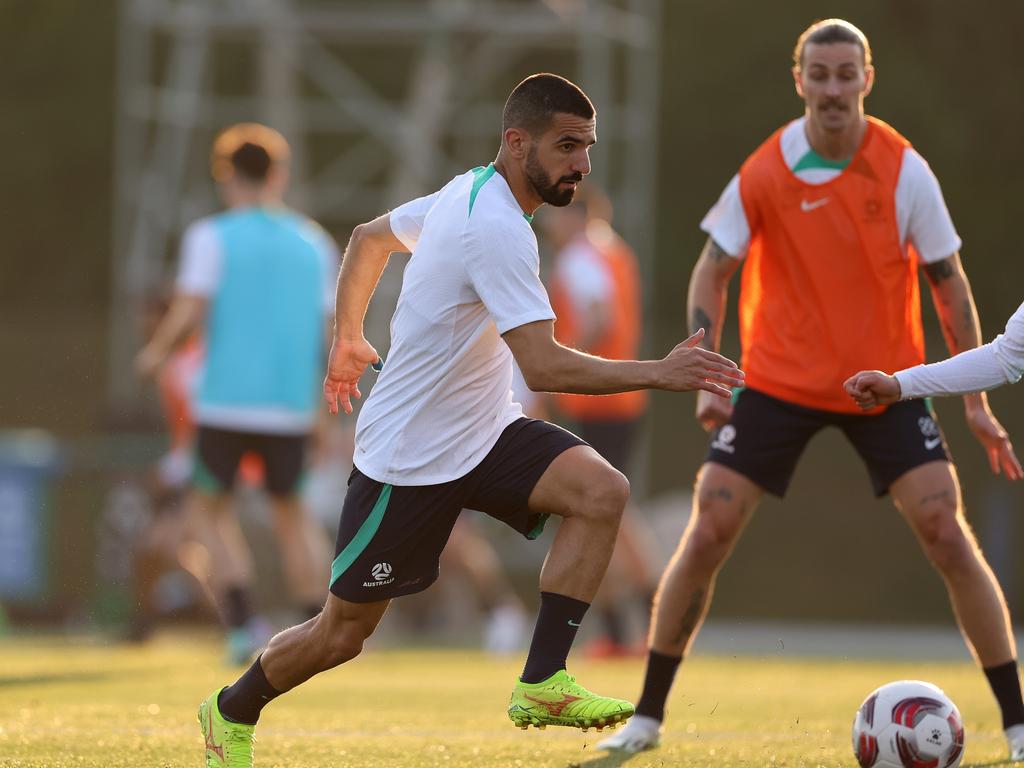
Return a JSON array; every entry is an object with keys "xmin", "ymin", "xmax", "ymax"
[
  {"xmin": 559, "ymin": 174, "xmax": 584, "ymax": 184},
  {"xmin": 820, "ymin": 99, "xmax": 847, "ymax": 110}
]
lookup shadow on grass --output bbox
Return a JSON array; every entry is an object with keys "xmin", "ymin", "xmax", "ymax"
[
  {"xmin": 567, "ymin": 750, "xmax": 641, "ymax": 768},
  {"xmin": 0, "ymin": 671, "xmax": 112, "ymax": 688}
]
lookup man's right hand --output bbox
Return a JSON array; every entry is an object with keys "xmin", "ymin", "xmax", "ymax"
[
  {"xmin": 659, "ymin": 329, "xmax": 744, "ymax": 398},
  {"xmin": 843, "ymin": 370, "xmax": 901, "ymax": 410},
  {"xmin": 696, "ymin": 390, "xmax": 733, "ymax": 432},
  {"xmin": 323, "ymin": 337, "xmax": 381, "ymax": 415}
]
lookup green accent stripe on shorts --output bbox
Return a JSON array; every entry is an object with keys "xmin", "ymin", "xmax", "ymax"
[
  {"xmin": 330, "ymin": 484, "xmax": 392, "ymax": 587},
  {"xmin": 730, "ymin": 386, "xmax": 746, "ymax": 406},
  {"xmin": 525, "ymin": 513, "xmax": 550, "ymax": 540},
  {"xmin": 192, "ymin": 456, "xmax": 223, "ymax": 493}
]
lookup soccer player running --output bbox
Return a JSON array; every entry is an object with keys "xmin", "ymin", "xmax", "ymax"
[
  {"xmin": 136, "ymin": 124, "xmax": 336, "ymax": 663},
  {"xmin": 599, "ymin": 20, "xmax": 1024, "ymax": 760},
  {"xmin": 846, "ymin": 300, "xmax": 1024, "ymax": 413},
  {"xmin": 197, "ymin": 73, "xmax": 744, "ymax": 767}
]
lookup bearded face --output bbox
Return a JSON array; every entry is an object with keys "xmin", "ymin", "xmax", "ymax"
[{"xmin": 525, "ymin": 144, "xmax": 584, "ymax": 207}]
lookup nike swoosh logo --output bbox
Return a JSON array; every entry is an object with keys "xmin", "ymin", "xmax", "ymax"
[
  {"xmin": 925, "ymin": 437, "xmax": 942, "ymax": 450},
  {"xmin": 567, "ymin": 619, "xmax": 581, "ymax": 627},
  {"xmin": 800, "ymin": 197, "xmax": 829, "ymax": 212}
]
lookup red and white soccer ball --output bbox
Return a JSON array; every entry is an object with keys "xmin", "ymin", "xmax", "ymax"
[{"xmin": 852, "ymin": 680, "xmax": 965, "ymax": 768}]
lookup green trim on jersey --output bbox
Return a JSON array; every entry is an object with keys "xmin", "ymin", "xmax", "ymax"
[
  {"xmin": 330, "ymin": 484, "xmax": 393, "ymax": 586},
  {"xmin": 468, "ymin": 163, "xmax": 533, "ymax": 223},
  {"xmin": 468, "ymin": 164, "xmax": 497, "ymax": 218},
  {"xmin": 792, "ymin": 148, "xmax": 850, "ymax": 174}
]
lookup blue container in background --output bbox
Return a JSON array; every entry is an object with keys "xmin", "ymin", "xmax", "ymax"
[{"xmin": 0, "ymin": 430, "xmax": 62, "ymax": 602}]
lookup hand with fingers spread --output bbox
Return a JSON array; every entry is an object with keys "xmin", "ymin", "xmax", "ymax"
[
  {"xmin": 843, "ymin": 370, "xmax": 902, "ymax": 411},
  {"xmin": 323, "ymin": 337, "xmax": 381, "ymax": 415},
  {"xmin": 966, "ymin": 405, "xmax": 1023, "ymax": 481},
  {"xmin": 657, "ymin": 328, "xmax": 744, "ymax": 396}
]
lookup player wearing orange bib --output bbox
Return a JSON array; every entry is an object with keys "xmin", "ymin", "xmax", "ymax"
[
  {"xmin": 547, "ymin": 190, "xmax": 657, "ymax": 655},
  {"xmin": 599, "ymin": 19, "xmax": 1024, "ymax": 759}
]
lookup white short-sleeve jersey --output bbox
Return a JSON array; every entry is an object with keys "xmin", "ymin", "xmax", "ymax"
[
  {"xmin": 354, "ymin": 165, "xmax": 556, "ymax": 486},
  {"xmin": 700, "ymin": 117, "xmax": 962, "ymax": 263},
  {"xmin": 553, "ymin": 236, "xmax": 614, "ymax": 312}
]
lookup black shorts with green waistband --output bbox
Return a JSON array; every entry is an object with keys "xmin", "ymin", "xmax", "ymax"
[
  {"xmin": 705, "ymin": 387, "xmax": 951, "ymax": 498},
  {"xmin": 329, "ymin": 417, "xmax": 586, "ymax": 603}
]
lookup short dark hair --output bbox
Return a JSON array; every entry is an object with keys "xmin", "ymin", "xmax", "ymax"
[
  {"xmin": 502, "ymin": 73, "xmax": 595, "ymax": 136},
  {"xmin": 793, "ymin": 19, "xmax": 871, "ymax": 69},
  {"xmin": 210, "ymin": 123, "xmax": 290, "ymax": 183}
]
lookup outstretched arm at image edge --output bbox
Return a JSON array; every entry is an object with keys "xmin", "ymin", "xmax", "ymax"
[{"xmin": 896, "ymin": 300, "xmax": 1024, "ymax": 399}]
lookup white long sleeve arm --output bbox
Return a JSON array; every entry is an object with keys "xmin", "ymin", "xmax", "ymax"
[{"xmin": 895, "ymin": 300, "xmax": 1024, "ymax": 398}]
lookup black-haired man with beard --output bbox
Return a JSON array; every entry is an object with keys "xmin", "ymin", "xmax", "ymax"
[{"xmin": 197, "ymin": 72, "xmax": 744, "ymax": 767}]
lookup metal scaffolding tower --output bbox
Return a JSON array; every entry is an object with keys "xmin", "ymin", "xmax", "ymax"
[{"xmin": 109, "ymin": 0, "xmax": 662, "ymax": 411}]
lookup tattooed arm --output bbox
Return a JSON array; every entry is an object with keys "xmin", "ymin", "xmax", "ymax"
[
  {"xmin": 688, "ymin": 238, "xmax": 742, "ymax": 430},
  {"xmin": 923, "ymin": 252, "xmax": 1020, "ymax": 477},
  {"xmin": 687, "ymin": 238, "xmax": 741, "ymax": 352},
  {"xmin": 922, "ymin": 254, "xmax": 982, "ymax": 357}
]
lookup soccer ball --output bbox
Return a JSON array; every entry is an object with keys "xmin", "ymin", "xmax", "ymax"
[{"xmin": 852, "ymin": 680, "xmax": 964, "ymax": 768}]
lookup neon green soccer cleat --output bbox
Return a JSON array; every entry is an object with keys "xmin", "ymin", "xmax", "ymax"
[
  {"xmin": 198, "ymin": 689, "xmax": 256, "ymax": 767},
  {"xmin": 507, "ymin": 670, "xmax": 634, "ymax": 731}
]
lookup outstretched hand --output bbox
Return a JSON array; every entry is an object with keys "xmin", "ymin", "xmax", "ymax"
[
  {"xmin": 843, "ymin": 370, "xmax": 901, "ymax": 411},
  {"xmin": 966, "ymin": 406, "xmax": 1023, "ymax": 481},
  {"xmin": 323, "ymin": 337, "xmax": 381, "ymax": 415},
  {"xmin": 660, "ymin": 328, "xmax": 744, "ymax": 397}
]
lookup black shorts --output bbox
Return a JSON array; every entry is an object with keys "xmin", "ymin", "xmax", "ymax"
[
  {"xmin": 705, "ymin": 388, "xmax": 951, "ymax": 498},
  {"xmin": 194, "ymin": 425, "xmax": 307, "ymax": 497},
  {"xmin": 329, "ymin": 418, "xmax": 586, "ymax": 603},
  {"xmin": 576, "ymin": 417, "xmax": 640, "ymax": 475}
]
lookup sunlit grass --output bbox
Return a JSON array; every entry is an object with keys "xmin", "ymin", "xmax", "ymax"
[{"xmin": 0, "ymin": 634, "xmax": 1014, "ymax": 767}]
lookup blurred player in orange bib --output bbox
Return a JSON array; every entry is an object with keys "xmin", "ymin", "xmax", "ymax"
[{"xmin": 546, "ymin": 188, "xmax": 658, "ymax": 656}]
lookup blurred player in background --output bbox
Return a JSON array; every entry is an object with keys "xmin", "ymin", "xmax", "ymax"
[
  {"xmin": 544, "ymin": 187, "xmax": 658, "ymax": 657},
  {"xmin": 136, "ymin": 123, "xmax": 335, "ymax": 664},
  {"xmin": 601, "ymin": 19, "xmax": 1024, "ymax": 759},
  {"xmin": 846, "ymin": 300, "xmax": 1024, "ymax": 411},
  {"xmin": 126, "ymin": 291, "xmax": 214, "ymax": 641},
  {"xmin": 197, "ymin": 73, "xmax": 744, "ymax": 767}
]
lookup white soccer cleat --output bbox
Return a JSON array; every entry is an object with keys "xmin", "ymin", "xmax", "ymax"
[
  {"xmin": 1007, "ymin": 723, "xmax": 1024, "ymax": 761},
  {"xmin": 484, "ymin": 603, "xmax": 528, "ymax": 656},
  {"xmin": 595, "ymin": 713, "xmax": 661, "ymax": 753}
]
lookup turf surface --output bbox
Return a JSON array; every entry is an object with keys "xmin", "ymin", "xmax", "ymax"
[{"xmin": 0, "ymin": 634, "xmax": 1017, "ymax": 767}]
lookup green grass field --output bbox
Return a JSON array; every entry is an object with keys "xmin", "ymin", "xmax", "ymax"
[{"xmin": 0, "ymin": 634, "xmax": 1017, "ymax": 767}]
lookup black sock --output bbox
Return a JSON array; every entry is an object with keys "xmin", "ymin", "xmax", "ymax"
[
  {"xmin": 218, "ymin": 655, "xmax": 282, "ymax": 725},
  {"xmin": 635, "ymin": 649, "xmax": 683, "ymax": 722},
  {"xmin": 223, "ymin": 586, "xmax": 255, "ymax": 629},
  {"xmin": 984, "ymin": 660, "xmax": 1024, "ymax": 729},
  {"xmin": 520, "ymin": 592, "xmax": 589, "ymax": 684}
]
